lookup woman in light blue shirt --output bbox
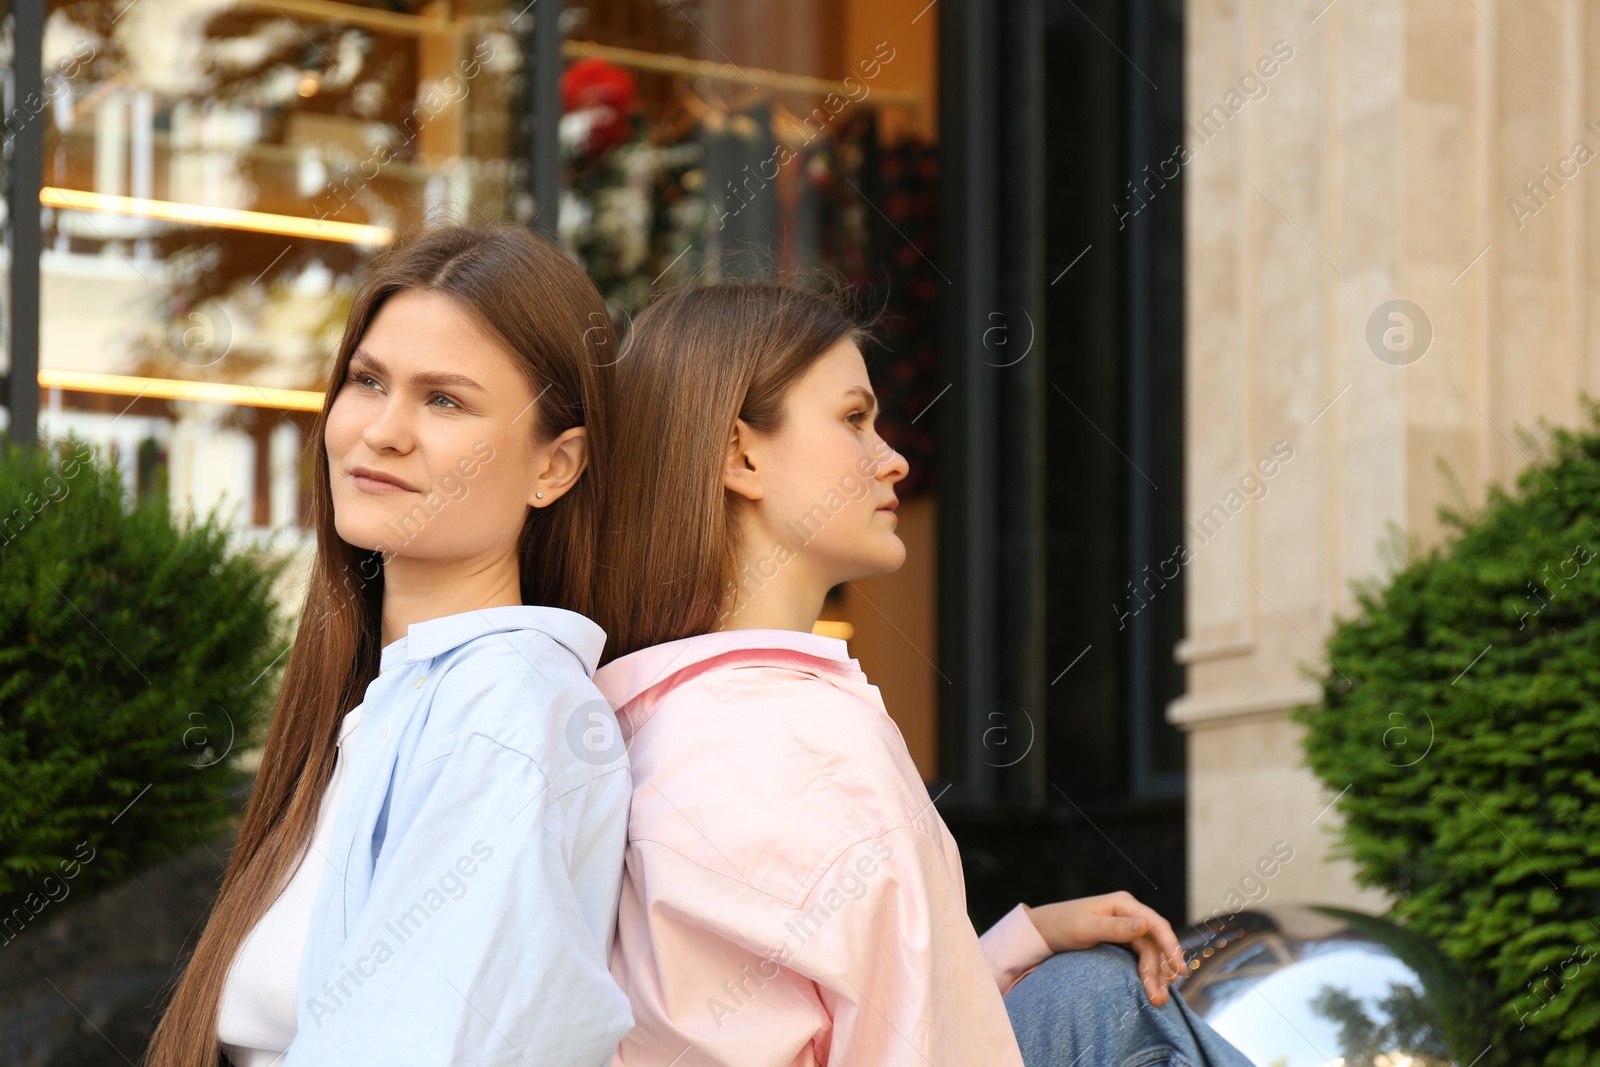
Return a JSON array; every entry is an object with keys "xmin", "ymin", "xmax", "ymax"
[{"xmin": 145, "ymin": 226, "xmax": 633, "ymax": 1067}]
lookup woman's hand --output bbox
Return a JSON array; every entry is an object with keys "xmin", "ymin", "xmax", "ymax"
[{"xmin": 1022, "ymin": 891, "xmax": 1189, "ymax": 1005}]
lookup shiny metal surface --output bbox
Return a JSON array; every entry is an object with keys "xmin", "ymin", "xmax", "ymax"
[{"xmin": 1175, "ymin": 906, "xmax": 1480, "ymax": 1067}]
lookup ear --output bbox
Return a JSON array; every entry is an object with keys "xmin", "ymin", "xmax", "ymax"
[
  {"xmin": 723, "ymin": 417, "xmax": 764, "ymax": 502},
  {"xmin": 529, "ymin": 425, "xmax": 588, "ymax": 507}
]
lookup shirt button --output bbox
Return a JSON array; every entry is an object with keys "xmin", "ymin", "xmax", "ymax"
[{"xmin": 414, "ymin": 676, "xmax": 426, "ymax": 689}]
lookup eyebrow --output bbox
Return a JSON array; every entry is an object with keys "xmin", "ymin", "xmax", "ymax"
[
  {"xmin": 350, "ymin": 349, "xmax": 487, "ymax": 394},
  {"xmin": 843, "ymin": 386, "xmax": 879, "ymax": 415}
]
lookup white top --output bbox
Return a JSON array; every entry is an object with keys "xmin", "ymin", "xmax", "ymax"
[{"xmin": 218, "ymin": 707, "xmax": 363, "ymax": 1067}]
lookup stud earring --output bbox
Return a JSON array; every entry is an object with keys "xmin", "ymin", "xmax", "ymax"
[{"xmin": 535, "ymin": 491, "xmax": 544, "ymax": 499}]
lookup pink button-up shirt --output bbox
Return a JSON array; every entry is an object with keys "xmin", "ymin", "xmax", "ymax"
[{"xmin": 594, "ymin": 629, "xmax": 1054, "ymax": 1067}]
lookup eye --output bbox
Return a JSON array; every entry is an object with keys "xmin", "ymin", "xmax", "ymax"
[
  {"xmin": 348, "ymin": 370, "xmax": 381, "ymax": 390},
  {"xmin": 846, "ymin": 410, "xmax": 867, "ymax": 427},
  {"xmin": 429, "ymin": 393, "xmax": 460, "ymax": 410}
]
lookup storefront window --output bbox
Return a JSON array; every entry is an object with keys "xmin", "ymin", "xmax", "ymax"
[{"xmin": 555, "ymin": 1, "xmax": 932, "ymax": 312}]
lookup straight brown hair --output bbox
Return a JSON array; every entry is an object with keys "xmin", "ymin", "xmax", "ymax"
[
  {"xmin": 144, "ymin": 224, "xmax": 616, "ymax": 1066},
  {"xmin": 591, "ymin": 280, "xmax": 864, "ymax": 666}
]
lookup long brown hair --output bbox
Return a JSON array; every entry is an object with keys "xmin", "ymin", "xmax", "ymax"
[
  {"xmin": 145, "ymin": 224, "xmax": 616, "ymax": 1066},
  {"xmin": 591, "ymin": 280, "xmax": 864, "ymax": 666}
]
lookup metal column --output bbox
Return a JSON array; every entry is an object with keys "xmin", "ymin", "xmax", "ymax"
[
  {"xmin": 6, "ymin": 0, "xmax": 44, "ymax": 448},
  {"xmin": 935, "ymin": 0, "xmax": 1000, "ymax": 806},
  {"xmin": 527, "ymin": 0, "xmax": 563, "ymax": 241}
]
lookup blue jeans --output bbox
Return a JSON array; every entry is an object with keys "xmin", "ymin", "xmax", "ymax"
[{"xmin": 1003, "ymin": 946, "xmax": 1256, "ymax": 1067}]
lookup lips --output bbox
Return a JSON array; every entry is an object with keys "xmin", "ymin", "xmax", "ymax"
[
  {"xmin": 350, "ymin": 466, "xmax": 421, "ymax": 493},
  {"xmin": 878, "ymin": 499, "xmax": 899, "ymax": 513}
]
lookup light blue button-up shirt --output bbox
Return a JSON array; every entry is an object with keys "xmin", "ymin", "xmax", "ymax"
[{"xmin": 283, "ymin": 604, "xmax": 633, "ymax": 1066}]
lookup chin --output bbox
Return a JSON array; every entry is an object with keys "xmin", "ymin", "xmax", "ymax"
[
  {"xmin": 855, "ymin": 538, "xmax": 908, "ymax": 578},
  {"xmin": 330, "ymin": 508, "xmax": 389, "ymax": 555}
]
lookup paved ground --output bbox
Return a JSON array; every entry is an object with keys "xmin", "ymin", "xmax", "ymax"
[{"xmin": 0, "ymin": 833, "xmax": 235, "ymax": 1067}]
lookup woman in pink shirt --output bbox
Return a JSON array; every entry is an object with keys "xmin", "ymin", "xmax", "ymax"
[{"xmin": 589, "ymin": 281, "xmax": 1254, "ymax": 1066}]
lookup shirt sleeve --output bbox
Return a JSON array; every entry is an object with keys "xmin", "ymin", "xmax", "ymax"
[
  {"xmin": 790, "ymin": 827, "xmax": 1027, "ymax": 1067},
  {"xmin": 284, "ymin": 730, "xmax": 632, "ymax": 1067},
  {"xmin": 978, "ymin": 903, "xmax": 1055, "ymax": 995}
]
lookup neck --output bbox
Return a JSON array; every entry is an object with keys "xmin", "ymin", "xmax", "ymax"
[
  {"xmin": 717, "ymin": 530, "xmax": 831, "ymax": 634},
  {"xmin": 379, "ymin": 550, "xmax": 523, "ymax": 648}
]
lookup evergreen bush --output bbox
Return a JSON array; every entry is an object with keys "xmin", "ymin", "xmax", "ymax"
[
  {"xmin": 0, "ymin": 435, "xmax": 289, "ymax": 943},
  {"xmin": 1295, "ymin": 412, "xmax": 1600, "ymax": 1066}
]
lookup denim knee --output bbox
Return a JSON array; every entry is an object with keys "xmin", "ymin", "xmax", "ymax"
[
  {"xmin": 1010, "ymin": 944, "xmax": 1149, "ymax": 1008},
  {"xmin": 1005, "ymin": 947, "xmax": 1198, "ymax": 1067}
]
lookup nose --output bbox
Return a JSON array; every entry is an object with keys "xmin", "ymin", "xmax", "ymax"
[
  {"xmin": 360, "ymin": 394, "xmax": 414, "ymax": 455},
  {"xmin": 877, "ymin": 440, "xmax": 910, "ymax": 485}
]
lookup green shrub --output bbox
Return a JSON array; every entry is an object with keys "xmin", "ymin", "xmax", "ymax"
[
  {"xmin": 0, "ymin": 434, "xmax": 290, "ymax": 940},
  {"xmin": 1295, "ymin": 411, "xmax": 1600, "ymax": 1067}
]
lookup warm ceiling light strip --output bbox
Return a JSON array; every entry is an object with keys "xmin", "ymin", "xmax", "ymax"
[
  {"xmin": 562, "ymin": 40, "xmax": 922, "ymax": 108},
  {"xmin": 233, "ymin": 0, "xmax": 460, "ymax": 37},
  {"xmin": 39, "ymin": 368, "xmax": 326, "ymax": 412},
  {"xmin": 40, "ymin": 187, "xmax": 393, "ymax": 247}
]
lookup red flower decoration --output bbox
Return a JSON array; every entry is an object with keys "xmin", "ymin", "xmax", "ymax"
[{"xmin": 562, "ymin": 58, "xmax": 638, "ymax": 157}]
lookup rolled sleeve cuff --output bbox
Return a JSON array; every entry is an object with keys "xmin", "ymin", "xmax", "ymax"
[{"xmin": 978, "ymin": 903, "xmax": 1055, "ymax": 996}]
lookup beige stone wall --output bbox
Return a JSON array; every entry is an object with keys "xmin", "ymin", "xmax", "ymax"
[{"xmin": 1174, "ymin": 0, "xmax": 1597, "ymax": 918}]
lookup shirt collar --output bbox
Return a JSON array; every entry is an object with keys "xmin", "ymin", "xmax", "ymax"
[
  {"xmin": 593, "ymin": 628, "xmax": 856, "ymax": 710},
  {"xmin": 379, "ymin": 604, "xmax": 607, "ymax": 677}
]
